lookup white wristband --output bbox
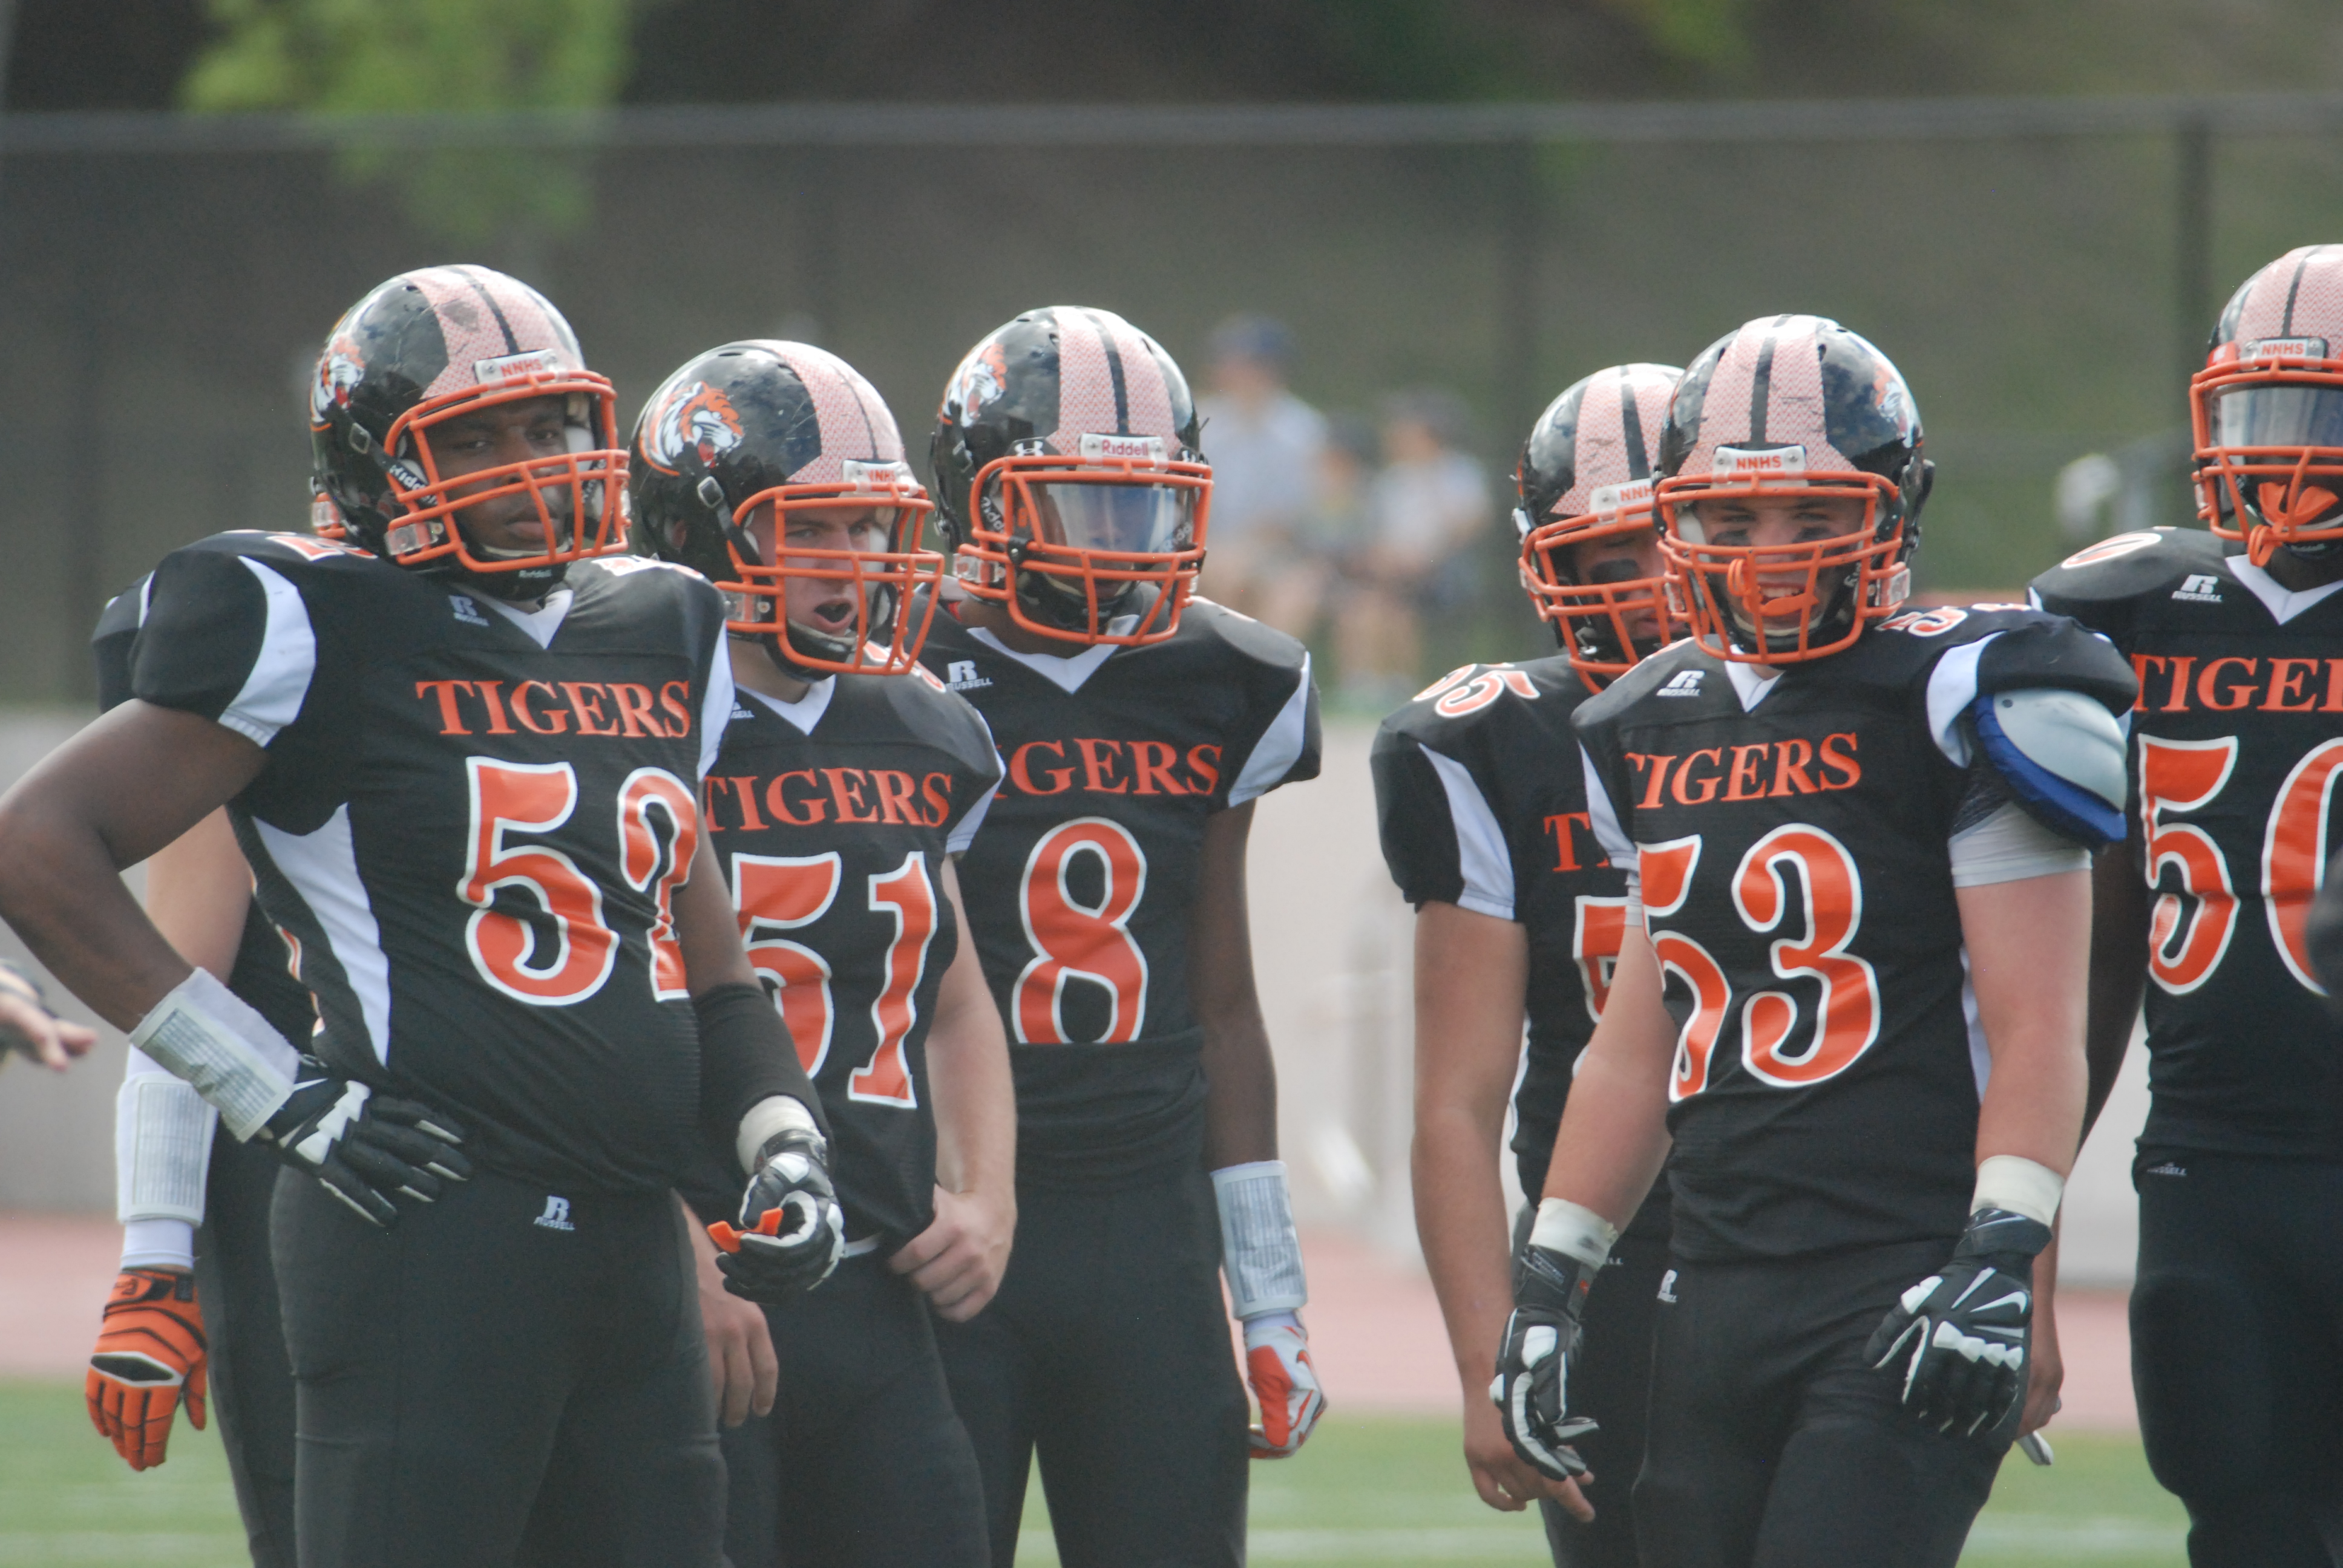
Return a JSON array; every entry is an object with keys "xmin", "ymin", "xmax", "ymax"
[
  {"xmin": 127, "ymin": 969, "xmax": 300, "ymax": 1142},
  {"xmin": 1213, "ymin": 1160, "xmax": 1307, "ymax": 1319},
  {"xmin": 1971, "ymin": 1154, "xmax": 2064, "ymax": 1228},
  {"xmin": 736, "ymin": 1094, "xmax": 820, "ymax": 1175},
  {"xmin": 116, "ymin": 1049, "xmax": 217, "ymax": 1227},
  {"xmin": 120, "ymin": 1220, "xmax": 197, "ymax": 1273},
  {"xmin": 1530, "ymin": 1197, "xmax": 1619, "ymax": 1272}
]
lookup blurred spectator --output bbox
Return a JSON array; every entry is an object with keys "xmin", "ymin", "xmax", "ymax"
[
  {"xmin": 1198, "ymin": 315, "xmax": 1328, "ymax": 622},
  {"xmin": 1334, "ymin": 388, "xmax": 1491, "ymax": 708}
]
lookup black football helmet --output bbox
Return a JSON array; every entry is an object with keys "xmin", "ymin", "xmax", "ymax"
[
  {"xmin": 1656, "ymin": 315, "xmax": 1932, "ymax": 664},
  {"xmin": 930, "ymin": 306, "xmax": 1210, "ymax": 645},
  {"xmin": 2192, "ymin": 244, "xmax": 2343, "ymax": 564},
  {"xmin": 309, "ymin": 265, "xmax": 626, "ymax": 599},
  {"xmin": 1516, "ymin": 363, "xmax": 1683, "ymax": 689},
  {"xmin": 629, "ymin": 341, "xmax": 940, "ymax": 678}
]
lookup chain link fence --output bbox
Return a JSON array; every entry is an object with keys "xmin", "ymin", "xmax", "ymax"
[{"xmin": 4, "ymin": 94, "xmax": 2342, "ymax": 702}]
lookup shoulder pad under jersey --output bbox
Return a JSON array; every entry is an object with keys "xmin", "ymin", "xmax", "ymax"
[
  {"xmin": 1381, "ymin": 655, "xmax": 1586, "ymax": 748},
  {"xmin": 2028, "ymin": 528, "xmax": 2229, "ymax": 631},
  {"xmin": 1179, "ymin": 595, "xmax": 1311, "ymax": 676}
]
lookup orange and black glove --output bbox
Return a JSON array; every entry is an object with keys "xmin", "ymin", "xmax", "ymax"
[{"xmin": 87, "ymin": 1268, "xmax": 208, "ymax": 1470}]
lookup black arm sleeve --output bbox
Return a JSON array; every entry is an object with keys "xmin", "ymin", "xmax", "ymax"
[{"xmin": 693, "ymin": 981, "xmax": 828, "ymax": 1145}]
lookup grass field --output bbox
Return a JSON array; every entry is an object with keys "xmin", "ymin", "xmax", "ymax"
[{"xmin": 0, "ymin": 1382, "xmax": 2186, "ymax": 1566}]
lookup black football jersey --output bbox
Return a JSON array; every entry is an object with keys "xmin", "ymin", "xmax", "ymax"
[
  {"xmin": 673, "ymin": 667, "xmax": 1003, "ymax": 1250},
  {"xmin": 95, "ymin": 583, "xmax": 315, "ymax": 1049},
  {"xmin": 1574, "ymin": 609, "xmax": 2136, "ymax": 1263},
  {"xmin": 1371, "ymin": 656, "xmax": 1667, "ymax": 1238},
  {"xmin": 2031, "ymin": 528, "xmax": 2343, "ymax": 1161},
  {"xmin": 918, "ymin": 597, "xmax": 1320, "ymax": 1186},
  {"xmin": 123, "ymin": 531, "xmax": 733, "ymax": 1196}
]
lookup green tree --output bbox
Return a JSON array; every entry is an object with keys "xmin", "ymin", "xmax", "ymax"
[{"xmin": 182, "ymin": 0, "xmax": 633, "ymax": 244}]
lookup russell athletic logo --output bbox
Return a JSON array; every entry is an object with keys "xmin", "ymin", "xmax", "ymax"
[
  {"xmin": 1657, "ymin": 1269, "xmax": 1679, "ymax": 1304},
  {"xmin": 945, "ymin": 659, "xmax": 993, "ymax": 693},
  {"xmin": 534, "ymin": 1195, "xmax": 575, "ymax": 1232},
  {"xmin": 1657, "ymin": 669, "xmax": 1705, "ymax": 697},
  {"xmin": 2172, "ymin": 574, "xmax": 2224, "ymax": 603}
]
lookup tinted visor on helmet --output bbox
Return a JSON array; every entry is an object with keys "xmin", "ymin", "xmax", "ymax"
[
  {"xmin": 726, "ymin": 465, "xmax": 944, "ymax": 676},
  {"xmin": 2192, "ymin": 357, "xmax": 2343, "ymax": 561},
  {"xmin": 963, "ymin": 446, "xmax": 1212, "ymax": 645}
]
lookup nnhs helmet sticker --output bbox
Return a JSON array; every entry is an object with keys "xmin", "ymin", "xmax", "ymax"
[
  {"xmin": 1589, "ymin": 479, "xmax": 1653, "ymax": 517},
  {"xmin": 2244, "ymin": 337, "xmax": 2329, "ymax": 362},
  {"xmin": 474, "ymin": 348, "xmax": 566, "ymax": 385},
  {"xmin": 1711, "ymin": 445, "xmax": 1808, "ymax": 482}
]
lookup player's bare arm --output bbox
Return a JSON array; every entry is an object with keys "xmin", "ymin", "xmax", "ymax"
[
  {"xmin": 2082, "ymin": 831, "xmax": 2151, "ymax": 1138},
  {"xmin": 891, "ymin": 857, "xmax": 1017, "ymax": 1321},
  {"xmin": 1536, "ymin": 927, "xmax": 1675, "ymax": 1226},
  {"xmin": 1193, "ymin": 800, "xmax": 1276, "ymax": 1168},
  {"xmin": 0, "ymin": 701, "xmax": 264, "ymax": 1027},
  {"xmin": 1408, "ymin": 901, "xmax": 1579, "ymax": 1515},
  {"xmin": 1961, "ymin": 870, "xmax": 2090, "ymax": 1178},
  {"xmin": 1494, "ymin": 924, "xmax": 1674, "ymax": 1515},
  {"xmin": 145, "ymin": 809, "xmax": 255, "ymax": 985}
]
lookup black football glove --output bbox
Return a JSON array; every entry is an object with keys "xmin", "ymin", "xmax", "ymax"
[
  {"xmin": 257, "ymin": 1057, "xmax": 471, "ymax": 1229},
  {"xmin": 709, "ymin": 1125, "xmax": 845, "ymax": 1304},
  {"xmin": 1490, "ymin": 1242, "xmax": 1601, "ymax": 1482},
  {"xmin": 1865, "ymin": 1207, "xmax": 2051, "ymax": 1437}
]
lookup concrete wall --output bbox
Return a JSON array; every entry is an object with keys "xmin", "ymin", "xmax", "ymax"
[{"xmin": 0, "ymin": 711, "xmax": 2145, "ymax": 1284}]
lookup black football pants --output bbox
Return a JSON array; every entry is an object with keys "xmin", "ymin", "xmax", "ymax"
[
  {"xmin": 934, "ymin": 1166, "xmax": 1250, "ymax": 1568},
  {"xmin": 2132, "ymin": 1152, "xmax": 2343, "ymax": 1567},
  {"xmin": 195, "ymin": 1131, "xmax": 298, "ymax": 1568},
  {"xmin": 273, "ymin": 1166, "xmax": 724, "ymax": 1568},
  {"xmin": 718, "ymin": 1253, "xmax": 989, "ymax": 1568},
  {"xmin": 1510, "ymin": 1210, "xmax": 1666, "ymax": 1568},
  {"xmin": 1634, "ymin": 1240, "xmax": 2008, "ymax": 1568}
]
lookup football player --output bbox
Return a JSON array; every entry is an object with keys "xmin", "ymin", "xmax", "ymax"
[
  {"xmin": 0, "ymin": 266, "xmax": 842, "ymax": 1568},
  {"xmin": 1495, "ymin": 315, "xmax": 2138, "ymax": 1566},
  {"xmin": 2031, "ymin": 244, "xmax": 2343, "ymax": 1564},
  {"xmin": 76, "ymin": 589, "xmax": 309, "ymax": 1564},
  {"xmin": 919, "ymin": 305, "xmax": 1325, "ymax": 1567},
  {"xmin": 1377, "ymin": 362, "xmax": 1680, "ymax": 1567},
  {"xmin": 630, "ymin": 339, "xmax": 1015, "ymax": 1568}
]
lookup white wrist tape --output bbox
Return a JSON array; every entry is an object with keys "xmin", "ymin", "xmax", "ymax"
[
  {"xmin": 1971, "ymin": 1154, "xmax": 2065, "ymax": 1228},
  {"xmin": 1213, "ymin": 1160, "xmax": 1307, "ymax": 1319},
  {"xmin": 120, "ymin": 1220, "xmax": 197, "ymax": 1273},
  {"xmin": 116, "ymin": 1048, "xmax": 217, "ymax": 1227},
  {"xmin": 736, "ymin": 1094, "xmax": 820, "ymax": 1174},
  {"xmin": 1530, "ymin": 1197, "xmax": 1619, "ymax": 1272},
  {"xmin": 128, "ymin": 969, "xmax": 300, "ymax": 1142}
]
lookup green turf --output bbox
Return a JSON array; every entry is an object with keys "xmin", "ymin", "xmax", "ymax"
[{"xmin": 0, "ymin": 1382, "xmax": 2185, "ymax": 1566}]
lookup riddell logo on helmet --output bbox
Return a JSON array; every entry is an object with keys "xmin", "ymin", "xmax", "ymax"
[
  {"xmin": 1712, "ymin": 445, "xmax": 1807, "ymax": 478},
  {"xmin": 1079, "ymin": 433, "xmax": 1168, "ymax": 466},
  {"xmin": 474, "ymin": 349, "xmax": 566, "ymax": 385}
]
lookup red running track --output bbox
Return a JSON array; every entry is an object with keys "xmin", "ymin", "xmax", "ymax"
[{"xmin": 0, "ymin": 1214, "xmax": 2138, "ymax": 1430}]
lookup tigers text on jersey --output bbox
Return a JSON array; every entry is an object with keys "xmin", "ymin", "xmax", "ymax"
[
  {"xmin": 1371, "ymin": 656, "xmax": 1665, "ymax": 1235},
  {"xmin": 676, "ymin": 666, "xmax": 1003, "ymax": 1251},
  {"xmin": 1573, "ymin": 607, "xmax": 2136, "ymax": 1263},
  {"xmin": 919, "ymin": 597, "xmax": 1319, "ymax": 1187},
  {"xmin": 124, "ymin": 531, "xmax": 733, "ymax": 1195},
  {"xmin": 2032, "ymin": 528, "xmax": 2343, "ymax": 1161}
]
